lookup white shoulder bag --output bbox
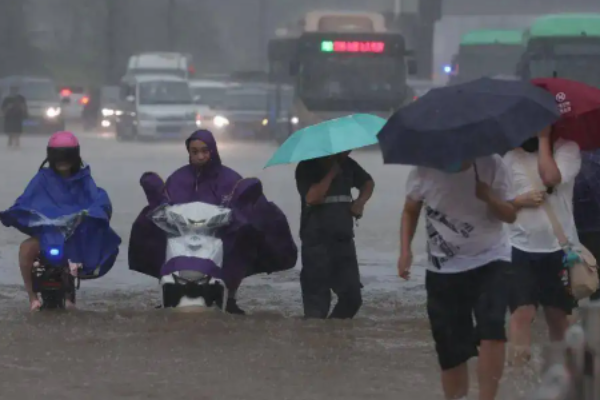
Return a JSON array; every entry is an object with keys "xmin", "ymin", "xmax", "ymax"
[{"xmin": 518, "ymin": 152, "xmax": 599, "ymax": 300}]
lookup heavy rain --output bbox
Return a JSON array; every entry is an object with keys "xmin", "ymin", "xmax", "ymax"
[{"xmin": 1, "ymin": 1, "xmax": 600, "ymax": 399}]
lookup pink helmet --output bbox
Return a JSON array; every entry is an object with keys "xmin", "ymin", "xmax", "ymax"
[
  {"xmin": 48, "ymin": 131, "xmax": 79, "ymax": 148},
  {"xmin": 42, "ymin": 131, "xmax": 82, "ymax": 173}
]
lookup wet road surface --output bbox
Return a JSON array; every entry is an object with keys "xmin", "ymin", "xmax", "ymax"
[{"xmin": 0, "ymin": 133, "xmax": 542, "ymax": 399}]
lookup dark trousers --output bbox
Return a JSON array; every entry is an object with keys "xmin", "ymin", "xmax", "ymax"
[
  {"xmin": 578, "ymin": 231, "xmax": 600, "ymax": 301},
  {"xmin": 300, "ymin": 238, "xmax": 362, "ymax": 319}
]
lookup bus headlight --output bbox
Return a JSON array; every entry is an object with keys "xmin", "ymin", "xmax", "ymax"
[
  {"xmin": 290, "ymin": 116, "xmax": 299, "ymax": 125},
  {"xmin": 102, "ymin": 108, "xmax": 115, "ymax": 117},
  {"xmin": 213, "ymin": 115, "xmax": 230, "ymax": 128},
  {"xmin": 45, "ymin": 107, "xmax": 61, "ymax": 118}
]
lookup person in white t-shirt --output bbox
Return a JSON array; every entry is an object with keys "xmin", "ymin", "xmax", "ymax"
[
  {"xmin": 504, "ymin": 127, "xmax": 581, "ymax": 365},
  {"xmin": 398, "ymin": 155, "xmax": 516, "ymax": 400}
]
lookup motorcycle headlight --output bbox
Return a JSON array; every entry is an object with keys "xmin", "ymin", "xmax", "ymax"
[
  {"xmin": 262, "ymin": 118, "xmax": 268, "ymax": 126},
  {"xmin": 213, "ymin": 115, "xmax": 229, "ymax": 128},
  {"xmin": 102, "ymin": 108, "xmax": 115, "ymax": 117},
  {"xmin": 45, "ymin": 107, "xmax": 61, "ymax": 118},
  {"xmin": 290, "ymin": 116, "xmax": 299, "ymax": 125}
]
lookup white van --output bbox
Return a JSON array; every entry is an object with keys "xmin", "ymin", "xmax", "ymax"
[
  {"xmin": 126, "ymin": 53, "xmax": 193, "ymax": 80},
  {"xmin": 114, "ymin": 74, "xmax": 200, "ymax": 141}
]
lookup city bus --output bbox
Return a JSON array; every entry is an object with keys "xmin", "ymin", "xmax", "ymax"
[
  {"xmin": 267, "ymin": 11, "xmax": 416, "ymax": 141},
  {"xmin": 446, "ymin": 30, "xmax": 524, "ymax": 84},
  {"xmin": 517, "ymin": 13, "xmax": 600, "ymax": 88}
]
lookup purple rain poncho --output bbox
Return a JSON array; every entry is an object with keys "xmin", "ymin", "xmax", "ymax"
[{"xmin": 128, "ymin": 130, "xmax": 297, "ymax": 291}]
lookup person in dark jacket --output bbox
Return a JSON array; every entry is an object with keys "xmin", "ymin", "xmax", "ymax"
[
  {"xmin": 1, "ymin": 85, "xmax": 28, "ymax": 148},
  {"xmin": 295, "ymin": 151, "xmax": 374, "ymax": 319},
  {"xmin": 573, "ymin": 149, "xmax": 600, "ymax": 301}
]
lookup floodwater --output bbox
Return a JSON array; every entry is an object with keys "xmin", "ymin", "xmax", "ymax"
[{"xmin": 0, "ymin": 133, "xmax": 543, "ymax": 399}]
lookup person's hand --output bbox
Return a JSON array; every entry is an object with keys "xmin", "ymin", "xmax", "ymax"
[
  {"xmin": 330, "ymin": 161, "xmax": 342, "ymax": 175},
  {"xmin": 475, "ymin": 181, "xmax": 495, "ymax": 203},
  {"xmin": 350, "ymin": 201, "xmax": 365, "ymax": 218},
  {"xmin": 397, "ymin": 251, "xmax": 412, "ymax": 280},
  {"xmin": 538, "ymin": 126, "xmax": 551, "ymax": 138},
  {"xmin": 514, "ymin": 190, "xmax": 546, "ymax": 208}
]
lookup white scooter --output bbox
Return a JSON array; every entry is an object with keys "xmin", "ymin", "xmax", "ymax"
[{"xmin": 150, "ymin": 201, "xmax": 231, "ymax": 310}]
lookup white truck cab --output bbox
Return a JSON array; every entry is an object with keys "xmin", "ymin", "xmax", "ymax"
[{"xmin": 115, "ymin": 74, "xmax": 200, "ymax": 141}]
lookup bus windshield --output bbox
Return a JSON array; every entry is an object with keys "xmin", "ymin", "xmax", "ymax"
[
  {"xmin": 526, "ymin": 39, "xmax": 600, "ymax": 88},
  {"xmin": 529, "ymin": 56, "xmax": 600, "ymax": 88},
  {"xmin": 298, "ymin": 56, "xmax": 405, "ymax": 101},
  {"xmin": 454, "ymin": 46, "xmax": 523, "ymax": 82}
]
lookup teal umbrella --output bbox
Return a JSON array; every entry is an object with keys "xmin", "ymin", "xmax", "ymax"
[{"xmin": 264, "ymin": 114, "xmax": 386, "ymax": 168}]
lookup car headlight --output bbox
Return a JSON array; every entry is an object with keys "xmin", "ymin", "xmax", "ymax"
[
  {"xmin": 102, "ymin": 108, "xmax": 115, "ymax": 117},
  {"xmin": 195, "ymin": 113, "xmax": 203, "ymax": 127},
  {"xmin": 290, "ymin": 116, "xmax": 299, "ymax": 125},
  {"xmin": 115, "ymin": 110, "xmax": 123, "ymax": 116},
  {"xmin": 213, "ymin": 115, "xmax": 229, "ymax": 128},
  {"xmin": 45, "ymin": 107, "xmax": 61, "ymax": 118},
  {"xmin": 262, "ymin": 118, "xmax": 268, "ymax": 126}
]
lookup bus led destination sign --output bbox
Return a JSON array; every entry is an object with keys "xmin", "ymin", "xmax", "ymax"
[{"xmin": 320, "ymin": 40, "xmax": 386, "ymax": 53}]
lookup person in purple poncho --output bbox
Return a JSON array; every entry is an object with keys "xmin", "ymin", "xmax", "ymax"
[{"xmin": 128, "ymin": 129, "xmax": 297, "ymax": 314}]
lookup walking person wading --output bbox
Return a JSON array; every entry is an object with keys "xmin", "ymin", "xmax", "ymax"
[
  {"xmin": 1, "ymin": 85, "xmax": 28, "ymax": 149},
  {"xmin": 505, "ymin": 127, "xmax": 581, "ymax": 365},
  {"xmin": 295, "ymin": 151, "xmax": 374, "ymax": 319},
  {"xmin": 398, "ymin": 156, "xmax": 516, "ymax": 400}
]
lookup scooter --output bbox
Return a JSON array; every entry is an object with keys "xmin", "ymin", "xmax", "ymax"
[
  {"xmin": 150, "ymin": 202, "xmax": 231, "ymax": 310},
  {"xmin": 30, "ymin": 212, "xmax": 86, "ymax": 310}
]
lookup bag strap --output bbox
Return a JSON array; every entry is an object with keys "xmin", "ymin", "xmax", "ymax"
[{"xmin": 516, "ymin": 150, "xmax": 569, "ymax": 248}]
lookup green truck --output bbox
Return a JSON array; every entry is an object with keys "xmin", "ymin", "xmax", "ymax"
[
  {"xmin": 446, "ymin": 29, "xmax": 524, "ymax": 84},
  {"xmin": 517, "ymin": 13, "xmax": 600, "ymax": 88}
]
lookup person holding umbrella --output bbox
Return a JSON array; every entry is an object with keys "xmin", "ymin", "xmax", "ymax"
[
  {"xmin": 506, "ymin": 77, "xmax": 600, "ymax": 365},
  {"xmin": 379, "ymin": 77, "xmax": 561, "ymax": 400},
  {"xmin": 265, "ymin": 114, "xmax": 383, "ymax": 319}
]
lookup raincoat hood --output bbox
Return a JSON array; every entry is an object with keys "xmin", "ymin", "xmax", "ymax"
[{"xmin": 186, "ymin": 129, "xmax": 221, "ymax": 173}]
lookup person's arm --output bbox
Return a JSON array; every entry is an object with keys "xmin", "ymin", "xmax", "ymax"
[
  {"xmin": 400, "ymin": 197, "xmax": 422, "ymax": 253},
  {"xmin": 350, "ymin": 158, "xmax": 375, "ymax": 207},
  {"xmin": 546, "ymin": 139, "xmax": 582, "ymax": 187},
  {"xmin": 296, "ymin": 161, "xmax": 338, "ymax": 206},
  {"xmin": 397, "ymin": 168, "xmax": 424, "ymax": 279},
  {"xmin": 537, "ymin": 128, "xmax": 563, "ymax": 186},
  {"xmin": 476, "ymin": 158, "xmax": 517, "ymax": 223},
  {"xmin": 21, "ymin": 97, "xmax": 28, "ymax": 118}
]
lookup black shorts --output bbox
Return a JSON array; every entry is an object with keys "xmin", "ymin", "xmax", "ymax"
[
  {"xmin": 508, "ymin": 247, "xmax": 575, "ymax": 314},
  {"xmin": 426, "ymin": 260, "xmax": 510, "ymax": 371},
  {"xmin": 577, "ymin": 231, "xmax": 600, "ymax": 301}
]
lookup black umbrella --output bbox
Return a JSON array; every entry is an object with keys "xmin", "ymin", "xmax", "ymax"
[{"xmin": 377, "ymin": 77, "xmax": 560, "ymax": 169}]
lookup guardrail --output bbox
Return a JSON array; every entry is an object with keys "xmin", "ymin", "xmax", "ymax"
[{"xmin": 529, "ymin": 301, "xmax": 600, "ymax": 400}]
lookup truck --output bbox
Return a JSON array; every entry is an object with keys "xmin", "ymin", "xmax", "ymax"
[
  {"xmin": 126, "ymin": 52, "xmax": 195, "ymax": 80},
  {"xmin": 267, "ymin": 11, "xmax": 417, "ymax": 141},
  {"xmin": 517, "ymin": 13, "xmax": 600, "ymax": 88},
  {"xmin": 445, "ymin": 30, "xmax": 525, "ymax": 84}
]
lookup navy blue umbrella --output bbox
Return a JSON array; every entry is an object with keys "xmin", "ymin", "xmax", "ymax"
[{"xmin": 377, "ymin": 77, "xmax": 561, "ymax": 169}]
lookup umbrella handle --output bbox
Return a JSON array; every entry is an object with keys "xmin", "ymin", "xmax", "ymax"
[{"xmin": 473, "ymin": 162, "xmax": 480, "ymax": 181}]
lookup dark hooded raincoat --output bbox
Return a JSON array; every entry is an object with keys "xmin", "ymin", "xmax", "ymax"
[{"xmin": 128, "ymin": 129, "xmax": 297, "ymax": 291}]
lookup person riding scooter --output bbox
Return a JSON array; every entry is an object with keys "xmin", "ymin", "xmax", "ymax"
[
  {"xmin": 0, "ymin": 131, "xmax": 121, "ymax": 311},
  {"xmin": 128, "ymin": 129, "xmax": 297, "ymax": 313}
]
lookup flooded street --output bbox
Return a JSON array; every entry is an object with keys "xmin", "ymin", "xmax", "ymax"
[{"xmin": 0, "ymin": 133, "xmax": 542, "ymax": 399}]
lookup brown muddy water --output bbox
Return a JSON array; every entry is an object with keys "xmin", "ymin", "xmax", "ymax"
[{"xmin": 0, "ymin": 135, "xmax": 545, "ymax": 399}]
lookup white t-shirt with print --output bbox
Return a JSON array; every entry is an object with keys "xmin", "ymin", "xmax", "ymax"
[
  {"xmin": 504, "ymin": 139, "xmax": 581, "ymax": 253},
  {"xmin": 406, "ymin": 155, "xmax": 513, "ymax": 274}
]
